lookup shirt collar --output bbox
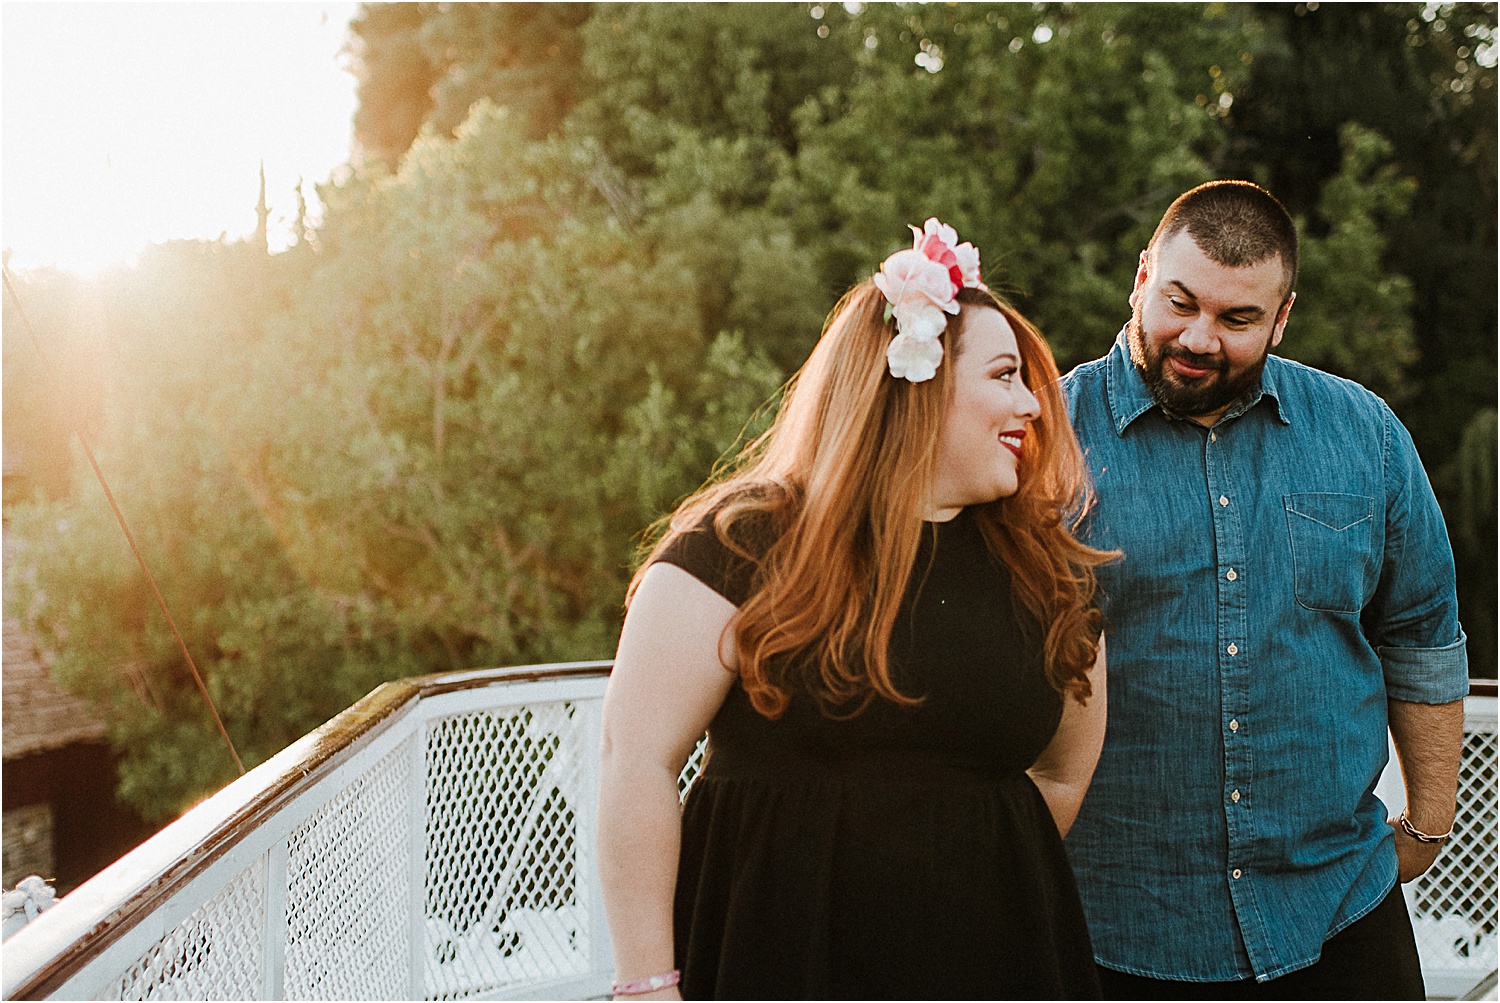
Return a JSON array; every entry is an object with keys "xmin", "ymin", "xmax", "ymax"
[{"xmin": 1104, "ymin": 327, "xmax": 1290, "ymax": 435}]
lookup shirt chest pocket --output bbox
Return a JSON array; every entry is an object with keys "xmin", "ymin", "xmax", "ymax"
[{"xmin": 1284, "ymin": 493, "xmax": 1378, "ymax": 613}]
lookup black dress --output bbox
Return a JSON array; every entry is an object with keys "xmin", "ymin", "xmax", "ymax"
[{"xmin": 654, "ymin": 505, "xmax": 1101, "ymax": 1000}]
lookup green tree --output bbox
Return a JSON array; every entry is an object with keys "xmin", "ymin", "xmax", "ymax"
[
  {"xmin": 10, "ymin": 105, "xmax": 781, "ymax": 818},
  {"xmin": 7, "ymin": 237, "xmax": 329, "ymax": 815},
  {"xmin": 569, "ymin": 3, "xmax": 1271, "ymax": 369},
  {"xmin": 1276, "ymin": 123, "xmax": 1416, "ymax": 402}
]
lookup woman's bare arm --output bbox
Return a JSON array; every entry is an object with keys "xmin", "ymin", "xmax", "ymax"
[
  {"xmin": 597, "ymin": 563, "xmax": 738, "ymax": 999},
  {"xmin": 1026, "ymin": 636, "xmax": 1107, "ymax": 838}
]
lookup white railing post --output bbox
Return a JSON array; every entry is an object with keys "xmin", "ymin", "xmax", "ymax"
[
  {"xmin": 407, "ymin": 716, "xmax": 430, "ymax": 1003},
  {"xmin": 263, "ymin": 842, "xmax": 288, "ymax": 1000},
  {"xmin": 578, "ymin": 696, "xmax": 614, "ymax": 985}
]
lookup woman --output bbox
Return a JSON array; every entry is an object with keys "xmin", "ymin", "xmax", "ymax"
[{"xmin": 597, "ymin": 219, "xmax": 1114, "ymax": 1000}]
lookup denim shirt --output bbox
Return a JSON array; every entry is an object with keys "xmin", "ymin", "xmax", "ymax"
[{"xmin": 1062, "ymin": 332, "xmax": 1468, "ymax": 982}]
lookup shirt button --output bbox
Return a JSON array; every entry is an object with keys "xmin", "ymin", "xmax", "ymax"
[
  {"xmin": 1219, "ymin": 495, "xmax": 1229, "ymax": 507},
  {"xmin": 1227, "ymin": 643, "xmax": 1239, "ymax": 656},
  {"xmin": 1210, "ymin": 432, "xmax": 1217, "ymax": 442},
  {"xmin": 1232, "ymin": 868, "xmax": 1242, "ymax": 879},
  {"xmin": 1231, "ymin": 789, "xmax": 1241, "ymax": 803},
  {"xmin": 1226, "ymin": 569, "xmax": 1238, "ymax": 582},
  {"xmin": 1230, "ymin": 719, "xmax": 1240, "ymax": 732}
]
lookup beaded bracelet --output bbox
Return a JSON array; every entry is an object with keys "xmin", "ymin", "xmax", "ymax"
[
  {"xmin": 612, "ymin": 969, "xmax": 681, "ymax": 997},
  {"xmin": 1397, "ymin": 809, "xmax": 1454, "ymax": 844}
]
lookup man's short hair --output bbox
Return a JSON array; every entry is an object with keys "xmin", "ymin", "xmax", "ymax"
[{"xmin": 1148, "ymin": 180, "xmax": 1298, "ymax": 302}]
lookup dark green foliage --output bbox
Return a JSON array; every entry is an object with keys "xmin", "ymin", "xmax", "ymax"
[
  {"xmin": 1439, "ymin": 407, "xmax": 1498, "ymax": 678},
  {"xmin": 8, "ymin": 1, "xmax": 1494, "ymax": 818},
  {"xmin": 1274, "ymin": 123, "xmax": 1417, "ymax": 401}
]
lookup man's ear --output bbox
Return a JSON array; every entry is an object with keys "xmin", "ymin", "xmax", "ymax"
[
  {"xmin": 1270, "ymin": 292, "xmax": 1296, "ymax": 349},
  {"xmin": 1128, "ymin": 249, "xmax": 1150, "ymax": 310}
]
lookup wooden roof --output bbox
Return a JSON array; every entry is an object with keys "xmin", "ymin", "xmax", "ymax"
[{"xmin": 3, "ymin": 533, "xmax": 107, "ymax": 760}]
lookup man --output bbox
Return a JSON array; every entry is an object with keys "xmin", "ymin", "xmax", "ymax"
[{"xmin": 1062, "ymin": 180, "xmax": 1467, "ymax": 998}]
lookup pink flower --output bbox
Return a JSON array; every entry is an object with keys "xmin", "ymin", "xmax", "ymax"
[
  {"xmin": 916, "ymin": 234, "xmax": 963, "ymax": 291},
  {"xmin": 886, "ymin": 331, "xmax": 944, "ymax": 383},
  {"xmin": 909, "ymin": 218, "xmax": 981, "ymax": 291},
  {"xmin": 873, "ymin": 249, "xmax": 959, "ymax": 316}
]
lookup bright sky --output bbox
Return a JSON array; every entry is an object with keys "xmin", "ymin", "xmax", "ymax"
[{"xmin": 3, "ymin": 2, "xmax": 360, "ymax": 276}]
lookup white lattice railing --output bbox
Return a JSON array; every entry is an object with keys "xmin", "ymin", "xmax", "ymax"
[
  {"xmin": 1377, "ymin": 686, "xmax": 1498, "ymax": 1000},
  {"xmin": 1, "ymin": 667, "xmax": 1494, "ymax": 1001},
  {"xmin": 1, "ymin": 662, "xmax": 619, "ymax": 1002}
]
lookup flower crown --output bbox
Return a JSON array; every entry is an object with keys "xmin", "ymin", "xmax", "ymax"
[{"xmin": 872, "ymin": 217, "xmax": 983, "ymax": 382}]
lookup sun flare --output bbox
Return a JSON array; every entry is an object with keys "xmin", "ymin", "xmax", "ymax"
[{"xmin": 2, "ymin": 3, "xmax": 358, "ymax": 278}]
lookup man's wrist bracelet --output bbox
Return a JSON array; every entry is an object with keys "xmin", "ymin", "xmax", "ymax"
[
  {"xmin": 1398, "ymin": 809, "xmax": 1454, "ymax": 844},
  {"xmin": 612, "ymin": 970, "xmax": 680, "ymax": 997}
]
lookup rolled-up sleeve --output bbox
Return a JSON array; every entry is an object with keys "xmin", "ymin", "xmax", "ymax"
[
  {"xmin": 1379, "ymin": 633, "xmax": 1469, "ymax": 703},
  {"xmin": 1367, "ymin": 406, "xmax": 1469, "ymax": 703}
]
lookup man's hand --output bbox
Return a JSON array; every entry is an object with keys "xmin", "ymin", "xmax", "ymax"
[{"xmin": 1388, "ymin": 816, "xmax": 1446, "ymax": 883}]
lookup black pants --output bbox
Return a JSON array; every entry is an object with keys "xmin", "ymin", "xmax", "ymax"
[{"xmin": 1097, "ymin": 885, "xmax": 1425, "ymax": 1001}]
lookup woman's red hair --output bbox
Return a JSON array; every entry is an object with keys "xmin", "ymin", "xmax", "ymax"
[{"xmin": 630, "ymin": 282, "xmax": 1114, "ymax": 717}]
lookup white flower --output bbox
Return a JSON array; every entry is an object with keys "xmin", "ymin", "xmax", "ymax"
[
  {"xmin": 953, "ymin": 241, "xmax": 981, "ymax": 287},
  {"xmin": 894, "ymin": 302, "xmax": 949, "ymax": 342},
  {"xmin": 873, "ymin": 249, "xmax": 956, "ymax": 315},
  {"xmin": 887, "ymin": 331, "xmax": 944, "ymax": 382},
  {"xmin": 921, "ymin": 217, "xmax": 960, "ymax": 249}
]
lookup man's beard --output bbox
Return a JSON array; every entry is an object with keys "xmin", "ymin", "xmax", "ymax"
[{"xmin": 1127, "ymin": 311, "xmax": 1269, "ymax": 419}]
